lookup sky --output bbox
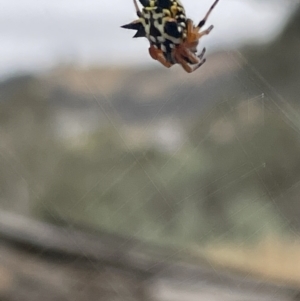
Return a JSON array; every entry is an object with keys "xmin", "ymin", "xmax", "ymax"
[{"xmin": 0, "ymin": 0, "xmax": 295, "ymax": 78}]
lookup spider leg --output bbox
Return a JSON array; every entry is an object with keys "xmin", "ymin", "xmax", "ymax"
[
  {"xmin": 197, "ymin": 25, "xmax": 214, "ymax": 39},
  {"xmin": 197, "ymin": 47, "xmax": 206, "ymax": 60},
  {"xmin": 192, "ymin": 48, "xmax": 207, "ymax": 72},
  {"xmin": 176, "ymin": 55, "xmax": 205, "ymax": 73},
  {"xmin": 192, "ymin": 58, "xmax": 206, "ymax": 72},
  {"xmin": 149, "ymin": 45, "xmax": 173, "ymax": 68},
  {"xmin": 197, "ymin": 0, "xmax": 219, "ymax": 29},
  {"xmin": 186, "ymin": 18, "xmax": 214, "ymax": 44},
  {"xmin": 174, "ymin": 55, "xmax": 193, "ymax": 73},
  {"xmin": 174, "ymin": 46, "xmax": 206, "ymax": 73},
  {"xmin": 176, "ymin": 45, "xmax": 200, "ymax": 65},
  {"xmin": 133, "ymin": 0, "xmax": 142, "ymax": 17},
  {"xmin": 186, "ymin": 19, "xmax": 198, "ymax": 44}
]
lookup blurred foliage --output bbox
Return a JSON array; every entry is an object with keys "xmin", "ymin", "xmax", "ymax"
[
  {"xmin": 38, "ymin": 126, "xmax": 210, "ymax": 245},
  {"xmin": 0, "ymin": 76, "xmax": 61, "ymax": 215},
  {"xmin": 1, "ymin": 5, "xmax": 300, "ymax": 250},
  {"xmin": 1, "ymin": 77, "xmax": 298, "ymax": 248}
]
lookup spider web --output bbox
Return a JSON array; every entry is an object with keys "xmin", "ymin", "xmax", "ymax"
[{"xmin": 0, "ymin": 0, "xmax": 300, "ymax": 300}]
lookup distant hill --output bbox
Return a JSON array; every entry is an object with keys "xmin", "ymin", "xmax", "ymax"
[{"xmin": 0, "ymin": 51, "xmax": 242, "ymax": 124}]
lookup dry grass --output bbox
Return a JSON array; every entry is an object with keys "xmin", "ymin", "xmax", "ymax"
[{"xmin": 194, "ymin": 236, "xmax": 300, "ymax": 288}]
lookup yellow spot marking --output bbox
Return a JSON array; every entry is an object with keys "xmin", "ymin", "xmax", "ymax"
[
  {"xmin": 171, "ymin": 5, "xmax": 178, "ymax": 17},
  {"xmin": 163, "ymin": 9, "xmax": 171, "ymax": 16}
]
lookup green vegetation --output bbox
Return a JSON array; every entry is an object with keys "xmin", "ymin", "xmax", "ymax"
[{"xmin": 1, "ymin": 77, "xmax": 298, "ymax": 249}]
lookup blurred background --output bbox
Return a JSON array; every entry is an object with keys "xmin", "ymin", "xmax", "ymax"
[{"xmin": 1, "ymin": 0, "xmax": 300, "ymax": 300}]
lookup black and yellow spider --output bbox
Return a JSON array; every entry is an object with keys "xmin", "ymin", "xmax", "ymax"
[{"xmin": 121, "ymin": 0, "xmax": 219, "ymax": 73}]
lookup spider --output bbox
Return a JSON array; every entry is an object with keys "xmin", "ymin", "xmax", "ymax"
[
  {"xmin": 122, "ymin": 0, "xmax": 219, "ymax": 73},
  {"xmin": 122, "ymin": 0, "xmax": 187, "ymax": 47}
]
